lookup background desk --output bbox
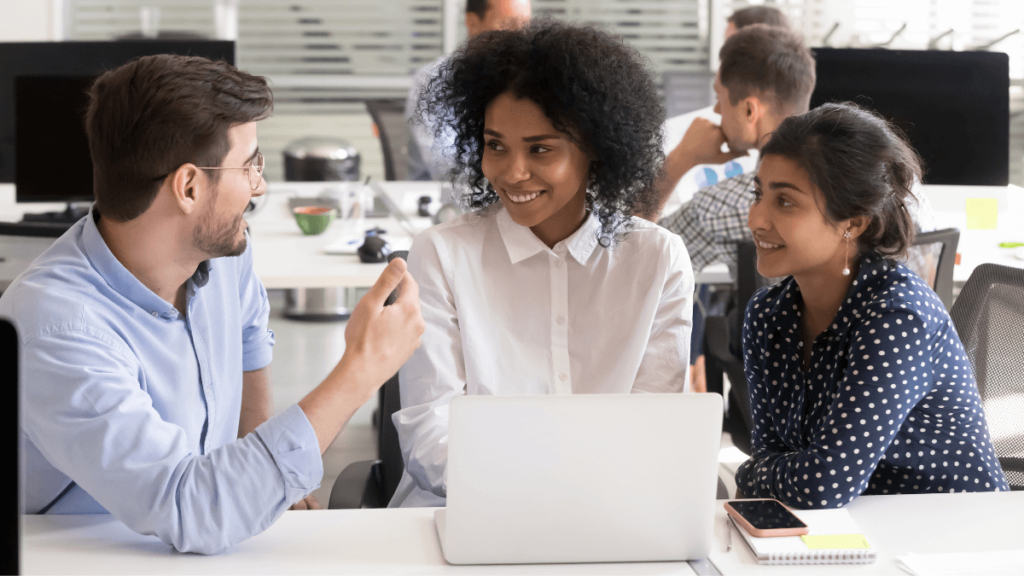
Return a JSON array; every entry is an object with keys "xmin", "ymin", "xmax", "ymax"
[
  {"xmin": 3, "ymin": 183, "xmax": 1023, "ymax": 291},
  {"xmin": 22, "ymin": 492, "xmax": 1024, "ymax": 575},
  {"xmin": 245, "ymin": 181, "xmax": 438, "ymax": 289}
]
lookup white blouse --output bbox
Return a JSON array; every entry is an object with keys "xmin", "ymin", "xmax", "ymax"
[{"xmin": 390, "ymin": 204, "xmax": 695, "ymax": 508}]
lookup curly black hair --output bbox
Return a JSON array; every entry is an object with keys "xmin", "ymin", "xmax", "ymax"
[{"xmin": 416, "ymin": 20, "xmax": 665, "ymax": 242}]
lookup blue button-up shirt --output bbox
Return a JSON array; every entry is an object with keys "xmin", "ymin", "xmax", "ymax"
[{"xmin": 0, "ymin": 210, "xmax": 322, "ymax": 554}]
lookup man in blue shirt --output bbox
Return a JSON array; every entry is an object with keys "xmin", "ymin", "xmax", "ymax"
[{"xmin": 0, "ymin": 54, "xmax": 424, "ymax": 554}]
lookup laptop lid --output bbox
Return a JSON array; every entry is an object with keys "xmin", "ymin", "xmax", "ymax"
[{"xmin": 442, "ymin": 393, "xmax": 723, "ymax": 565}]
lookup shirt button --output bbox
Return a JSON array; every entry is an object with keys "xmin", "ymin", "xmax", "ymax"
[
  {"xmin": 554, "ymin": 259, "xmax": 562, "ymax": 267},
  {"xmin": 151, "ymin": 311, "xmax": 159, "ymax": 317},
  {"xmin": 559, "ymin": 373, "xmax": 568, "ymax": 381},
  {"xmin": 556, "ymin": 316, "xmax": 565, "ymax": 325}
]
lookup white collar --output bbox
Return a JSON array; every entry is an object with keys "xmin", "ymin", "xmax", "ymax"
[{"xmin": 495, "ymin": 204, "xmax": 602, "ymax": 265}]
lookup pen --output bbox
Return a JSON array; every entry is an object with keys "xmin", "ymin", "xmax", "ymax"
[{"xmin": 725, "ymin": 516, "xmax": 733, "ymax": 552}]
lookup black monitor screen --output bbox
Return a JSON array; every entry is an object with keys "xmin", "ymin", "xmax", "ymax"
[
  {"xmin": 16, "ymin": 76, "xmax": 97, "ymax": 203},
  {"xmin": 0, "ymin": 40, "xmax": 234, "ymax": 198},
  {"xmin": 810, "ymin": 48, "xmax": 1009, "ymax": 186}
]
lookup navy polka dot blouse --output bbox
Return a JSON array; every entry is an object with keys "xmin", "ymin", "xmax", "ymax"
[{"xmin": 735, "ymin": 253, "xmax": 1009, "ymax": 508}]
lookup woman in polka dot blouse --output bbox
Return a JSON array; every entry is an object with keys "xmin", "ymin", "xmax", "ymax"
[{"xmin": 735, "ymin": 103, "xmax": 1009, "ymax": 509}]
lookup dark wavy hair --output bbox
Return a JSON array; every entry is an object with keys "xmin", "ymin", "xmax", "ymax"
[
  {"xmin": 416, "ymin": 20, "xmax": 665, "ymax": 242},
  {"xmin": 761, "ymin": 102, "xmax": 921, "ymax": 261},
  {"xmin": 86, "ymin": 54, "xmax": 272, "ymax": 222}
]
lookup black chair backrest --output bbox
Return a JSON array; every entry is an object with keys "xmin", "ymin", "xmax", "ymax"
[
  {"xmin": 949, "ymin": 264, "xmax": 1024, "ymax": 490},
  {"xmin": 906, "ymin": 228, "xmax": 960, "ymax": 310},
  {"xmin": 378, "ymin": 373, "xmax": 404, "ymax": 503},
  {"xmin": 1, "ymin": 319, "xmax": 19, "ymax": 574},
  {"xmin": 364, "ymin": 99, "xmax": 409, "ymax": 182},
  {"xmin": 732, "ymin": 241, "xmax": 779, "ymax": 351}
]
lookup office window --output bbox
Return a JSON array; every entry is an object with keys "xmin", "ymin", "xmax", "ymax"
[
  {"xmin": 533, "ymin": 0, "xmax": 710, "ymax": 74},
  {"xmin": 66, "ymin": 0, "xmax": 445, "ymax": 181},
  {"xmin": 722, "ymin": 0, "xmax": 1024, "ymax": 186},
  {"xmin": 720, "ymin": 0, "xmax": 1023, "ymax": 77}
]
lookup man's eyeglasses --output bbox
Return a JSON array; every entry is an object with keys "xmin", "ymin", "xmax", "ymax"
[{"xmin": 194, "ymin": 152, "xmax": 265, "ymax": 190}]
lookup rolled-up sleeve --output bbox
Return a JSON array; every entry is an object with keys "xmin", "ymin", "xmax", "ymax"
[
  {"xmin": 238, "ymin": 237, "xmax": 274, "ymax": 371},
  {"xmin": 20, "ymin": 328, "xmax": 321, "ymax": 555},
  {"xmin": 393, "ymin": 233, "xmax": 465, "ymax": 500}
]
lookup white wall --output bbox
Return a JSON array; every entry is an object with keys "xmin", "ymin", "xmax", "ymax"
[{"xmin": 0, "ymin": 0, "xmax": 59, "ymax": 41}]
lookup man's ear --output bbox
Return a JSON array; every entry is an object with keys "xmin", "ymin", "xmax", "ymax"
[
  {"xmin": 745, "ymin": 95, "xmax": 765, "ymax": 127},
  {"xmin": 170, "ymin": 164, "xmax": 204, "ymax": 215}
]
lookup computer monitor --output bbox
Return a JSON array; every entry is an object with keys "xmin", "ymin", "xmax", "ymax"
[
  {"xmin": 810, "ymin": 48, "xmax": 1009, "ymax": 187},
  {"xmin": 15, "ymin": 75, "xmax": 97, "ymax": 204},
  {"xmin": 0, "ymin": 41, "xmax": 235, "ymax": 200}
]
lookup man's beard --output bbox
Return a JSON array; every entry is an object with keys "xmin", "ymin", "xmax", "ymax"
[{"xmin": 193, "ymin": 206, "xmax": 247, "ymax": 258}]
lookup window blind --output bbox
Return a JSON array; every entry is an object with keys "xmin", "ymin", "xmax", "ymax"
[{"xmin": 534, "ymin": 0, "xmax": 710, "ymax": 75}]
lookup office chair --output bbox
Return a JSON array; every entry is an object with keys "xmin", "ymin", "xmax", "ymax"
[
  {"xmin": 703, "ymin": 241, "xmax": 773, "ymax": 455},
  {"xmin": 949, "ymin": 264, "xmax": 1024, "ymax": 490},
  {"xmin": 364, "ymin": 99, "xmax": 410, "ymax": 182},
  {"xmin": 904, "ymin": 228, "xmax": 960, "ymax": 310},
  {"xmin": 704, "ymin": 231, "xmax": 960, "ymax": 455},
  {"xmin": 1, "ymin": 319, "xmax": 19, "ymax": 574},
  {"xmin": 329, "ymin": 372, "xmax": 404, "ymax": 508}
]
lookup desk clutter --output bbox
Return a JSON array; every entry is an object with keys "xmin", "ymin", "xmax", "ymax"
[{"xmin": 727, "ymin": 505, "xmax": 877, "ymax": 565}]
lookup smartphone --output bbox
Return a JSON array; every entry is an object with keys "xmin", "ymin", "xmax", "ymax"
[
  {"xmin": 724, "ymin": 499, "xmax": 809, "ymax": 538},
  {"xmin": 384, "ymin": 250, "xmax": 409, "ymax": 307}
]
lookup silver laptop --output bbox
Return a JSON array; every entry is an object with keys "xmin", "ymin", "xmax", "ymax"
[{"xmin": 435, "ymin": 393, "xmax": 723, "ymax": 565}]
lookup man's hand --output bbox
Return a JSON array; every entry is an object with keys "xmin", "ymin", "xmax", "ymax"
[
  {"xmin": 670, "ymin": 117, "xmax": 748, "ymax": 170},
  {"xmin": 340, "ymin": 257, "xmax": 425, "ymax": 400},
  {"xmin": 290, "ymin": 495, "xmax": 321, "ymax": 510},
  {"xmin": 644, "ymin": 118, "xmax": 750, "ymax": 221},
  {"xmin": 299, "ymin": 258, "xmax": 425, "ymax": 454}
]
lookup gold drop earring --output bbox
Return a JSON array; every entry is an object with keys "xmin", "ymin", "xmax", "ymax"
[{"xmin": 842, "ymin": 230, "xmax": 852, "ymax": 276}]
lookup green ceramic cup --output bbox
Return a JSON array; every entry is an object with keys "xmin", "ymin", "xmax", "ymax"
[{"xmin": 293, "ymin": 206, "xmax": 336, "ymax": 235}]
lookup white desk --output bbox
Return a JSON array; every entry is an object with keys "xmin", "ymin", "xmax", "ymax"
[
  {"xmin": 708, "ymin": 491, "xmax": 1024, "ymax": 574},
  {"xmin": 21, "ymin": 492, "xmax": 1024, "ymax": 575},
  {"xmin": 0, "ymin": 182, "xmax": 438, "ymax": 291},
  {"xmin": 21, "ymin": 508, "xmax": 700, "ymax": 575},
  {"xmin": 245, "ymin": 181, "xmax": 438, "ymax": 289}
]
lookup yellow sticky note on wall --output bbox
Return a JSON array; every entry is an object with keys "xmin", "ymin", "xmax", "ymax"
[
  {"xmin": 966, "ymin": 198, "xmax": 998, "ymax": 230},
  {"xmin": 801, "ymin": 534, "xmax": 871, "ymax": 550}
]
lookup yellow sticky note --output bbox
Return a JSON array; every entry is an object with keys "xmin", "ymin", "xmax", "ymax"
[
  {"xmin": 966, "ymin": 198, "xmax": 998, "ymax": 230},
  {"xmin": 800, "ymin": 534, "xmax": 871, "ymax": 550}
]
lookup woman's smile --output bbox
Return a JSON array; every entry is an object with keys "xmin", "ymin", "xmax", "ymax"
[{"xmin": 502, "ymin": 188, "xmax": 546, "ymax": 204}]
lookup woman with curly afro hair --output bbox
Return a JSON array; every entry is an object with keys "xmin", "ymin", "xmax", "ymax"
[{"xmin": 390, "ymin": 20, "xmax": 696, "ymax": 508}]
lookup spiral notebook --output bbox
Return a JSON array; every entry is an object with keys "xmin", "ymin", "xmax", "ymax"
[{"xmin": 731, "ymin": 508, "xmax": 877, "ymax": 565}]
